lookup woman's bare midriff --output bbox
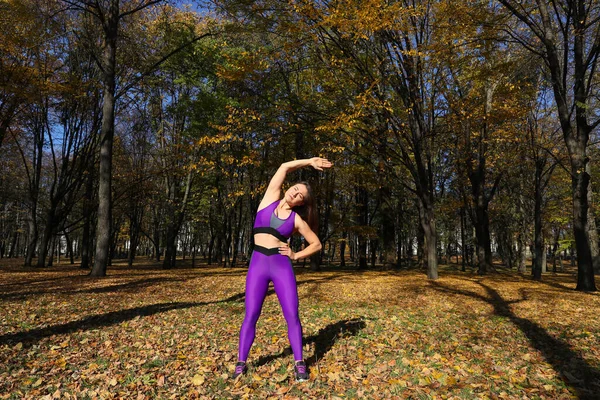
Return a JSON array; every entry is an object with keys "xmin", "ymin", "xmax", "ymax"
[{"xmin": 254, "ymin": 233, "xmax": 287, "ymax": 249}]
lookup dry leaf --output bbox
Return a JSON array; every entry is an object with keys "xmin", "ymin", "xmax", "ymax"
[{"xmin": 191, "ymin": 374, "xmax": 205, "ymax": 386}]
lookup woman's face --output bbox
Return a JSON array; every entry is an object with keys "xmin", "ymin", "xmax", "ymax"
[{"xmin": 284, "ymin": 184, "xmax": 309, "ymax": 207}]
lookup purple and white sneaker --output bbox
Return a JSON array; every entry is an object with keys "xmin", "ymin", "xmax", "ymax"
[
  {"xmin": 294, "ymin": 361, "xmax": 309, "ymax": 382},
  {"xmin": 232, "ymin": 361, "xmax": 247, "ymax": 379}
]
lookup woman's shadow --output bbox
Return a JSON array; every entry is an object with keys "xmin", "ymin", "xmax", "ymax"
[{"xmin": 254, "ymin": 318, "xmax": 366, "ymax": 369}]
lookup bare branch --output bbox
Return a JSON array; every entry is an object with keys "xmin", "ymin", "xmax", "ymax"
[
  {"xmin": 119, "ymin": 0, "xmax": 165, "ymax": 20},
  {"xmin": 116, "ymin": 31, "xmax": 214, "ymax": 98}
]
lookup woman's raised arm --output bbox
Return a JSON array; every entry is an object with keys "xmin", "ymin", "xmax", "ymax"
[{"xmin": 258, "ymin": 157, "xmax": 332, "ymax": 210}]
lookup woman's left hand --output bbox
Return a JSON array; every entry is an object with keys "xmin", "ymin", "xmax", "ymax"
[{"xmin": 279, "ymin": 244, "xmax": 296, "ymax": 260}]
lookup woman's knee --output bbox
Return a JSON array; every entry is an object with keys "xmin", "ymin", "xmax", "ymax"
[
  {"xmin": 282, "ymin": 309, "xmax": 301, "ymax": 327},
  {"xmin": 243, "ymin": 309, "xmax": 261, "ymax": 326}
]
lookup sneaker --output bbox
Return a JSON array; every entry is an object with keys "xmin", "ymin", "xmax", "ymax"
[
  {"xmin": 294, "ymin": 361, "xmax": 309, "ymax": 381},
  {"xmin": 232, "ymin": 361, "xmax": 247, "ymax": 378}
]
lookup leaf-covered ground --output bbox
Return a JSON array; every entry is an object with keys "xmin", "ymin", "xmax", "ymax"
[{"xmin": 1, "ymin": 259, "xmax": 600, "ymax": 399}]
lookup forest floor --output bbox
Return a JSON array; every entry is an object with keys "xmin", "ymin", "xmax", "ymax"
[{"xmin": 1, "ymin": 258, "xmax": 599, "ymax": 400}]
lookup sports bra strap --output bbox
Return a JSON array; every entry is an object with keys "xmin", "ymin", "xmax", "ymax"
[{"xmin": 253, "ymin": 227, "xmax": 288, "ymax": 242}]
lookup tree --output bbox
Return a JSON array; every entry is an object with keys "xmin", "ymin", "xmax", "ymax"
[
  {"xmin": 289, "ymin": 0, "xmax": 445, "ymax": 278},
  {"xmin": 498, "ymin": 0, "xmax": 600, "ymax": 291},
  {"xmin": 0, "ymin": 0, "xmax": 40, "ymax": 149},
  {"xmin": 61, "ymin": 0, "xmax": 212, "ymax": 276},
  {"xmin": 434, "ymin": 1, "xmax": 535, "ymax": 274}
]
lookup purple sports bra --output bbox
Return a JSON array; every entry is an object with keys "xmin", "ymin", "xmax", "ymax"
[{"xmin": 253, "ymin": 200, "xmax": 296, "ymax": 242}]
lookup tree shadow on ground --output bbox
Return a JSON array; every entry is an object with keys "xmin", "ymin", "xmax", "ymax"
[
  {"xmin": 489, "ymin": 269, "xmax": 579, "ymax": 292},
  {"xmin": 0, "ymin": 265, "xmax": 357, "ymax": 300},
  {"xmin": 253, "ymin": 318, "xmax": 366, "ymax": 369},
  {"xmin": 429, "ymin": 281, "xmax": 600, "ymax": 400},
  {"xmin": 0, "ymin": 275, "xmax": 347, "ymax": 348},
  {"xmin": 0, "ymin": 277, "xmax": 188, "ymax": 301}
]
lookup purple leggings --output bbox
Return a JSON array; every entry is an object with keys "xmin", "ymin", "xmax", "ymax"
[{"xmin": 238, "ymin": 246, "xmax": 303, "ymax": 361}]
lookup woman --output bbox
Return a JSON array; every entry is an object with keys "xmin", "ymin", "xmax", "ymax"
[{"xmin": 233, "ymin": 157, "xmax": 333, "ymax": 381}]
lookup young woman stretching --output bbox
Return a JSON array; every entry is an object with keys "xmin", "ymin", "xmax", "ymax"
[{"xmin": 233, "ymin": 157, "xmax": 332, "ymax": 381}]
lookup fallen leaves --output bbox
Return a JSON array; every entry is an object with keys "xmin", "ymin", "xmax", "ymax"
[{"xmin": 0, "ymin": 261, "xmax": 599, "ymax": 399}]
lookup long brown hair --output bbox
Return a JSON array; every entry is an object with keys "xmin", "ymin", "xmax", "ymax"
[{"xmin": 291, "ymin": 181, "xmax": 318, "ymax": 233}]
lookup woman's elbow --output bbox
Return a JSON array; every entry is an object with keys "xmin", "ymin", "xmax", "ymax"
[{"xmin": 314, "ymin": 241, "xmax": 322, "ymax": 252}]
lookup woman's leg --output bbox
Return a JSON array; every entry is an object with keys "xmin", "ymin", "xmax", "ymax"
[
  {"xmin": 238, "ymin": 252, "xmax": 270, "ymax": 361},
  {"xmin": 271, "ymin": 256, "xmax": 303, "ymax": 361}
]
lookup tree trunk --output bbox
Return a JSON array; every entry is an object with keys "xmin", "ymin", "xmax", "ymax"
[
  {"xmin": 127, "ymin": 206, "xmax": 142, "ymax": 267},
  {"xmin": 586, "ymin": 183, "xmax": 600, "ymax": 275},
  {"xmin": 416, "ymin": 215, "xmax": 425, "ymax": 270},
  {"xmin": 207, "ymin": 233, "xmax": 215, "ymax": 265},
  {"xmin": 460, "ymin": 207, "xmax": 467, "ymax": 271},
  {"xmin": 65, "ymin": 230, "xmax": 74, "ymax": 264},
  {"xmin": 223, "ymin": 214, "xmax": 232, "ymax": 268},
  {"xmin": 419, "ymin": 196, "xmax": 438, "ymax": 280},
  {"xmin": 231, "ymin": 201, "xmax": 243, "ymax": 267},
  {"xmin": 380, "ymin": 189, "xmax": 396, "ymax": 267},
  {"xmin": 163, "ymin": 227, "xmax": 177, "ymax": 269},
  {"xmin": 80, "ymin": 167, "xmax": 94, "ymax": 269},
  {"xmin": 309, "ymin": 252, "xmax": 321, "ymax": 271},
  {"xmin": 339, "ymin": 237, "xmax": 346, "ymax": 267},
  {"xmin": 162, "ymin": 171, "xmax": 193, "ymax": 269},
  {"xmin": 8, "ymin": 228, "xmax": 19, "ymax": 258},
  {"xmin": 24, "ymin": 214, "xmax": 38, "ymax": 267},
  {"xmin": 90, "ymin": 0, "xmax": 119, "ymax": 277},
  {"xmin": 47, "ymin": 235, "xmax": 55, "ymax": 267},
  {"xmin": 570, "ymin": 147, "xmax": 596, "ymax": 290},
  {"xmin": 471, "ymin": 174, "xmax": 494, "ymax": 274},
  {"xmin": 533, "ymin": 162, "xmax": 544, "ymax": 280},
  {"xmin": 216, "ymin": 236, "xmax": 223, "ymax": 266},
  {"xmin": 37, "ymin": 210, "xmax": 56, "ymax": 268},
  {"xmin": 355, "ymin": 186, "xmax": 368, "ymax": 270},
  {"xmin": 517, "ymin": 230, "xmax": 527, "ymax": 273},
  {"xmin": 192, "ymin": 242, "xmax": 197, "ymax": 268}
]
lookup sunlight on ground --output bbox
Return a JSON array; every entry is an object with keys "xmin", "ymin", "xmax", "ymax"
[{"xmin": 1, "ymin": 259, "xmax": 599, "ymax": 399}]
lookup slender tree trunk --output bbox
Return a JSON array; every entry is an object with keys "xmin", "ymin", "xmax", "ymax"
[
  {"xmin": 470, "ymin": 171, "xmax": 495, "ymax": 274},
  {"xmin": 90, "ymin": 0, "xmax": 119, "ymax": 277},
  {"xmin": 516, "ymin": 230, "xmax": 527, "ymax": 273},
  {"xmin": 208, "ymin": 233, "xmax": 215, "ymax": 265},
  {"xmin": 380, "ymin": 189, "xmax": 396, "ymax": 267},
  {"xmin": 162, "ymin": 172, "xmax": 193, "ymax": 269},
  {"xmin": 417, "ymin": 212, "xmax": 425, "ymax": 270},
  {"xmin": 65, "ymin": 230, "xmax": 74, "ymax": 264},
  {"xmin": 127, "ymin": 207, "xmax": 142, "ymax": 267},
  {"xmin": 192, "ymin": 242, "xmax": 197, "ymax": 268},
  {"xmin": 373, "ymin": 239, "xmax": 380, "ymax": 267},
  {"xmin": 223, "ymin": 215, "xmax": 232, "ymax": 268},
  {"xmin": 339, "ymin": 237, "xmax": 346, "ymax": 267},
  {"xmin": 80, "ymin": 167, "xmax": 94, "ymax": 268},
  {"xmin": 533, "ymin": 162, "xmax": 544, "ymax": 280},
  {"xmin": 47, "ymin": 235, "xmax": 55, "ymax": 267},
  {"xmin": 24, "ymin": 215, "xmax": 38, "ymax": 267},
  {"xmin": 8, "ymin": 229, "xmax": 19, "ymax": 258},
  {"xmin": 37, "ymin": 211, "xmax": 56, "ymax": 268},
  {"xmin": 231, "ymin": 201, "xmax": 243, "ymax": 267},
  {"xmin": 460, "ymin": 207, "xmax": 467, "ymax": 272},
  {"xmin": 355, "ymin": 186, "xmax": 368, "ymax": 270},
  {"xmin": 216, "ymin": 236, "xmax": 223, "ymax": 266},
  {"xmin": 552, "ymin": 238, "xmax": 558, "ymax": 273}
]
